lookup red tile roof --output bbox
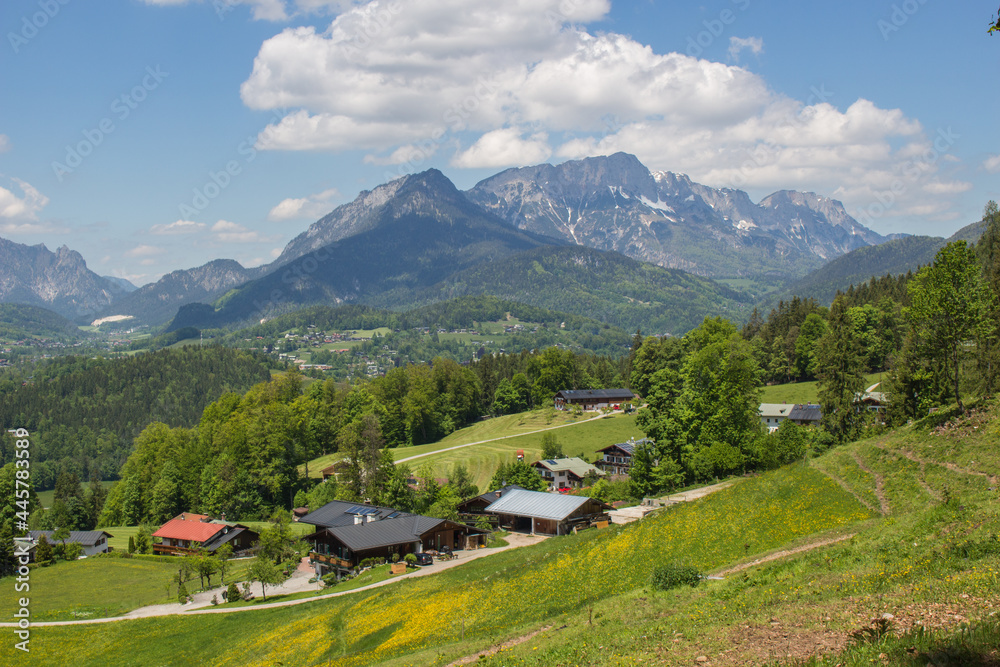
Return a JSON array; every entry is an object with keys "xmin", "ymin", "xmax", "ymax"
[{"xmin": 152, "ymin": 516, "xmax": 224, "ymax": 543}]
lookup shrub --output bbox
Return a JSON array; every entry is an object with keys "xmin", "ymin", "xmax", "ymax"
[
  {"xmin": 226, "ymin": 583, "xmax": 240, "ymax": 603},
  {"xmin": 391, "ymin": 552, "xmax": 400, "ymax": 563},
  {"xmin": 650, "ymin": 563, "xmax": 702, "ymax": 591},
  {"xmin": 177, "ymin": 582, "xmax": 189, "ymax": 605},
  {"xmin": 404, "ymin": 553, "xmax": 417, "ymax": 566},
  {"xmin": 321, "ymin": 572, "xmax": 339, "ymax": 587}
]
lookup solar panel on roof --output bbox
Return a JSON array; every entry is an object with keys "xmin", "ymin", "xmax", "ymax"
[
  {"xmin": 345, "ymin": 505, "xmax": 364, "ymax": 514},
  {"xmin": 545, "ymin": 460, "xmax": 557, "ymax": 464},
  {"xmin": 361, "ymin": 507, "xmax": 379, "ymax": 515}
]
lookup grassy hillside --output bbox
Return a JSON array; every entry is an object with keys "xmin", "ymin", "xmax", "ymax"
[
  {"xmin": 304, "ymin": 408, "xmax": 644, "ymax": 489},
  {"xmin": 0, "ymin": 303, "xmax": 83, "ymax": 341},
  {"xmin": 760, "ymin": 372, "xmax": 885, "ymax": 404},
  {"xmin": 26, "ymin": 400, "xmax": 1000, "ymax": 665}
]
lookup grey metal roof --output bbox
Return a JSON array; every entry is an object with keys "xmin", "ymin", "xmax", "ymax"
[
  {"xmin": 598, "ymin": 438, "xmax": 654, "ymax": 456},
  {"xmin": 300, "ymin": 500, "xmax": 414, "ymax": 529},
  {"xmin": 554, "ymin": 389, "xmax": 635, "ymax": 401},
  {"xmin": 788, "ymin": 404, "xmax": 822, "ymax": 422},
  {"xmin": 484, "ymin": 489, "xmax": 593, "ymax": 521},
  {"xmin": 200, "ymin": 525, "xmax": 256, "ymax": 551},
  {"xmin": 28, "ymin": 530, "xmax": 112, "ymax": 547},
  {"xmin": 326, "ymin": 515, "xmax": 445, "ymax": 552}
]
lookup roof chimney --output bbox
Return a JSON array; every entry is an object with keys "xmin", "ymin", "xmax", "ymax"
[{"xmin": 354, "ymin": 515, "xmax": 363, "ymax": 525}]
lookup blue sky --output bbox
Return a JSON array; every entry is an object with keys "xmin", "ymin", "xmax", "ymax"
[{"xmin": 0, "ymin": 0, "xmax": 997, "ymax": 286}]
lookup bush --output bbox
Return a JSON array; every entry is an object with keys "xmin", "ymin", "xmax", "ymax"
[
  {"xmin": 650, "ymin": 563, "xmax": 702, "ymax": 591},
  {"xmin": 403, "ymin": 553, "xmax": 417, "ymax": 566},
  {"xmin": 321, "ymin": 572, "xmax": 339, "ymax": 587},
  {"xmin": 226, "ymin": 582, "xmax": 240, "ymax": 603},
  {"xmin": 177, "ymin": 582, "xmax": 189, "ymax": 605}
]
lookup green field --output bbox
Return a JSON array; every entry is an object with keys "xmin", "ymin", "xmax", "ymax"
[
  {"xmin": 397, "ymin": 413, "xmax": 642, "ymax": 490},
  {"xmin": 760, "ymin": 372, "xmax": 885, "ymax": 404},
  {"xmin": 29, "ymin": 398, "xmax": 1000, "ymax": 666},
  {"xmin": 302, "ymin": 408, "xmax": 644, "ymax": 489},
  {"xmin": 37, "ymin": 481, "xmax": 117, "ymax": 510}
]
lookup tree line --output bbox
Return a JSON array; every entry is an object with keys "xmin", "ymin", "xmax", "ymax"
[
  {"xmin": 0, "ymin": 346, "xmax": 275, "ymax": 489},
  {"xmin": 626, "ymin": 201, "xmax": 1000, "ymax": 496}
]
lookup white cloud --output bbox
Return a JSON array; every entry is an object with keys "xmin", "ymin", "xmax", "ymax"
[
  {"xmin": 0, "ymin": 177, "xmax": 49, "ymax": 224},
  {"xmin": 983, "ymin": 154, "xmax": 1000, "ymax": 173},
  {"xmin": 0, "ymin": 135, "xmax": 10, "ymax": 153},
  {"xmin": 267, "ymin": 187, "xmax": 341, "ymax": 221},
  {"xmin": 451, "ymin": 128, "xmax": 552, "ymax": 169},
  {"xmin": 923, "ymin": 181, "xmax": 973, "ymax": 195},
  {"xmin": 124, "ymin": 244, "xmax": 166, "ymax": 258},
  {"xmin": 211, "ymin": 220, "xmax": 281, "ymax": 243},
  {"xmin": 728, "ymin": 36, "xmax": 763, "ymax": 62},
  {"xmin": 150, "ymin": 219, "xmax": 207, "ymax": 234},
  {"xmin": 234, "ymin": 0, "xmax": 962, "ymax": 228},
  {"xmin": 140, "ymin": 0, "xmax": 289, "ymax": 21}
]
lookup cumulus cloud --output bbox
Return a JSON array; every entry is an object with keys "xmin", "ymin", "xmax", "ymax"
[
  {"xmin": 0, "ymin": 177, "xmax": 49, "ymax": 227},
  {"xmin": 451, "ymin": 128, "xmax": 552, "ymax": 169},
  {"xmin": 231, "ymin": 0, "xmax": 961, "ymax": 227},
  {"xmin": 728, "ymin": 36, "xmax": 763, "ymax": 62},
  {"xmin": 150, "ymin": 219, "xmax": 207, "ymax": 234},
  {"xmin": 124, "ymin": 244, "xmax": 166, "ymax": 258},
  {"xmin": 267, "ymin": 187, "xmax": 341, "ymax": 221},
  {"xmin": 211, "ymin": 220, "xmax": 281, "ymax": 243},
  {"xmin": 983, "ymin": 154, "xmax": 1000, "ymax": 173}
]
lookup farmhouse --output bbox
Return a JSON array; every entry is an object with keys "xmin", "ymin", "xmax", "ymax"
[
  {"xmin": 25, "ymin": 530, "xmax": 113, "ymax": 557},
  {"xmin": 484, "ymin": 488, "xmax": 610, "ymax": 536},
  {"xmin": 787, "ymin": 403, "xmax": 822, "ymax": 426},
  {"xmin": 301, "ymin": 500, "xmax": 489, "ymax": 577},
  {"xmin": 532, "ymin": 457, "xmax": 605, "ymax": 490},
  {"xmin": 320, "ymin": 459, "xmax": 350, "ymax": 481},
  {"xmin": 553, "ymin": 388, "xmax": 634, "ymax": 411},
  {"xmin": 595, "ymin": 437, "xmax": 654, "ymax": 476},
  {"xmin": 758, "ymin": 403, "xmax": 794, "ymax": 432},
  {"xmin": 151, "ymin": 512, "xmax": 259, "ymax": 556}
]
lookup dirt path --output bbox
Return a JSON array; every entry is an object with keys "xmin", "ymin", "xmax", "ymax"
[
  {"xmin": 446, "ymin": 625, "xmax": 555, "ymax": 666},
  {"xmin": 2, "ymin": 534, "xmax": 548, "ymax": 628},
  {"xmin": 811, "ymin": 464, "xmax": 878, "ymax": 515},
  {"xmin": 395, "ymin": 412, "xmax": 614, "ymax": 464},
  {"xmin": 661, "ymin": 479, "xmax": 737, "ymax": 504},
  {"xmin": 874, "ymin": 445, "xmax": 942, "ymax": 502},
  {"xmin": 851, "ymin": 451, "xmax": 890, "ymax": 515},
  {"xmin": 714, "ymin": 534, "xmax": 856, "ymax": 577}
]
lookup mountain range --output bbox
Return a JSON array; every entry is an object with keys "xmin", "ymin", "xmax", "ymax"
[{"xmin": 0, "ymin": 153, "xmax": 983, "ymax": 333}]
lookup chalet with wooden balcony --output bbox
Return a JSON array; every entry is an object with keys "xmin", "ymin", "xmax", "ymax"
[{"xmin": 151, "ymin": 512, "xmax": 258, "ymax": 556}]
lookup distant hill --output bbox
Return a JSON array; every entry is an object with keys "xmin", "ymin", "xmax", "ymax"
[
  {"xmin": 0, "ymin": 303, "xmax": 83, "ymax": 341},
  {"xmin": 168, "ymin": 171, "xmax": 750, "ymax": 335},
  {"xmin": 94, "ymin": 259, "xmax": 263, "ymax": 326},
  {"xmin": 0, "ymin": 237, "xmax": 127, "ymax": 319},
  {"xmin": 169, "ymin": 169, "xmax": 559, "ymax": 330},
  {"xmin": 401, "ymin": 245, "xmax": 752, "ymax": 335},
  {"xmin": 466, "ymin": 152, "xmax": 885, "ymax": 281},
  {"xmin": 777, "ymin": 219, "xmax": 989, "ymax": 305}
]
